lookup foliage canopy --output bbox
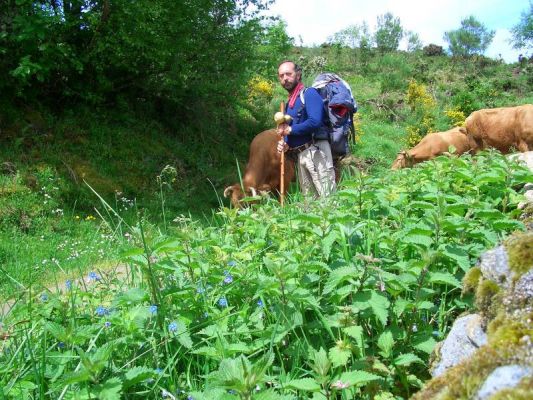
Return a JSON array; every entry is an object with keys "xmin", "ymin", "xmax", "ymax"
[
  {"xmin": 510, "ymin": 1, "xmax": 533, "ymax": 52},
  {"xmin": 444, "ymin": 16, "xmax": 495, "ymax": 57}
]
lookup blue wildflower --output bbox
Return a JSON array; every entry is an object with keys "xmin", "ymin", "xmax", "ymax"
[
  {"xmin": 187, "ymin": 396, "xmax": 194, "ymax": 400},
  {"xmin": 104, "ymin": 321, "xmax": 112, "ymax": 328},
  {"xmin": 168, "ymin": 321, "xmax": 178, "ymax": 332},
  {"xmin": 40, "ymin": 293, "xmax": 48, "ymax": 302},
  {"xmin": 88, "ymin": 271, "xmax": 100, "ymax": 281},
  {"xmin": 196, "ymin": 285, "xmax": 205, "ymax": 294},
  {"xmin": 149, "ymin": 305, "xmax": 158, "ymax": 314},
  {"xmin": 155, "ymin": 368, "xmax": 163, "ymax": 374},
  {"xmin": 223, "ymin": 274, "xmax": 233, "ymax": 284},
  {"xmin": 257, "ymin": 299, "xmax": 264, "ymax": 308},
  {"xmin": 228, "ymin": 389, "xmax": 237, "ymax": 395},
  {"xmin": 57, "ymin": 342, "xmax": 65, "ymax": 349},
  {"xmin": 227, "ymin": 260, "xmax": 236, "ymax": 267},
  {"xmin": 65, "ymin": 279, "xmax": 72, "ymax": 290},
  {"xmin": 96, "ymin": 306, "xmax": 109, "ymax": 317},
  {"xmin": 218, "ymin": 297, "xmax": 228, "ymax": 307}
]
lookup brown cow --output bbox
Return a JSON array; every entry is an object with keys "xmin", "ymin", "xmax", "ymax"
[
  {"xmin": 391, "ymin": 127, "xmax": 472, "ymax": 169},
  {"xmin": 224, "ymin": 129, "xmax": 295, "ymax": 208},
  {"xmin": 465, "ymin": 104, "xmax": 533, "ymax": 153}
]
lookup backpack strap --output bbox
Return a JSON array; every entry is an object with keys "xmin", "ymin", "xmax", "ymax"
[{"xmin": 299, "ymin": 88, "xmax": 307, "ymax": 105}]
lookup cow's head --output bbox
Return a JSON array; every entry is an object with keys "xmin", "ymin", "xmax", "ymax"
[
  {"xmin": 391, "ymin": 150, "xmax": 413, "ymax": 169},
  {"xmin": 223, "ymin": 184, "xmax": 260, "ymax": 208}
]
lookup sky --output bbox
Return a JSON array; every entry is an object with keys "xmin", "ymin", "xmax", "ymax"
[{"xmin": 265, "ymin": 0, "xmax": 529, "ymax": 63}]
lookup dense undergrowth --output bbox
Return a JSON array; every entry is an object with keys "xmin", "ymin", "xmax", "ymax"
[{"xmin": 1, "ymin": 151, "xmax": 531, "ymax": 399}]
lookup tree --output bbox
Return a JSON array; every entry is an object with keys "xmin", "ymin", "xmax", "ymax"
[
  {"xmin": 329, "ymin": 22, "xmax": 371, "ymax": 49},
  {"xmin": 444, "ymin": 16, "xmax": 495, "ymax": 57},
  {"xmin": 405, "ymin": 31, "xmax": 423, "ymax": 52},
  {"xmin": 510, "ymin": 1, "xmax": 533, "ymax": 52},
  {"xmin": 255, "ymin": 20, "xmax": 294, "ymax": 75},
  {"xmin": 374, "ymin": 12, "xmax": 403, "ymax": 53},
  {"xmin": 0, "ymin": 0, "xmax": 274, "ymax": 114}
]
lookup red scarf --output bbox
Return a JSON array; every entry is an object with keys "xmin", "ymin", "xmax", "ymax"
[{"xmin": 287, "ymin": 82, "xmax": 305, "ymax": 109}]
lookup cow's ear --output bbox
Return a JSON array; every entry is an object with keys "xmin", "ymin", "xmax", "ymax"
[
  {"xmin": 459, "ymin": 127, "xmax": 467, "ymax": 134},
  {"xmin": 223, "ymin": 186, "xmax": 234, "ymax": 198}
]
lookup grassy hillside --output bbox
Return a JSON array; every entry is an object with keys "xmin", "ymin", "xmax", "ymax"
[{"xmin": 1, "ymin": 49, "xmax": 531, "ymax": 296}]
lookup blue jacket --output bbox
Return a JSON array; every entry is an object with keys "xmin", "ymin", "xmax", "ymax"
[{"xmin": 285, "ymin": 87, "xmax": 324, "ymax": 148}]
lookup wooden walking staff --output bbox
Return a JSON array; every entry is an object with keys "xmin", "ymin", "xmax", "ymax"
[{"xmin": 274, "ymin": 102, "xmax": 291, "ymax": 206}]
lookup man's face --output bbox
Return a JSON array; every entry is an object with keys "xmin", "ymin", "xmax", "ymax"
[{"xmin": 278, "ymin": 62, "xmax": 300, "ymax": 92}]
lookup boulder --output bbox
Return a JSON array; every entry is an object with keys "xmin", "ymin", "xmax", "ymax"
[
  {"xmin": 431, "ymin": 314, "xmax": 486, "ymax": 377},
  {"xmin": 474, "ymin": 365, "xmax": 532, "ymax": 400}
]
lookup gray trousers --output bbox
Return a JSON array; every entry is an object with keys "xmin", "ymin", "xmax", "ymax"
[{"xmin": 296, "ymin": 140, "xmax": 336, "ymax": 197}]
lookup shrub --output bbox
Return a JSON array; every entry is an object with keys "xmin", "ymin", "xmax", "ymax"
[
  {"xmin": 445, "ymin": 108, "xmax": 466, "ymax": 126},
  {"xmin": 423, "ymin": 44, "xmax": 444, "ymax": 56},
  {"xmin": 451, "ymin": 90, "xmax": 482, "ymax": 116}
]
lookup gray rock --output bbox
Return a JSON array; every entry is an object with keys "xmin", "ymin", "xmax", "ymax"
[
  {"xmin": 518, "ymin": 190, "xmax": 533, "ymax": 210},
  {"xmin": 478, "ymin": 245, "xmax": 513, "ymax": 289},
  {"xmin": 475, "ymin": 365, "xmax": 532, "ymax": 400},
  {"xmin": 466, "ymin": 314, "xmax": 488, "ymax": 347},
  {"xmin": 513, "ymin": 270, "xmax": 533, "ymax": 303},
  {"xmin": 508, "ymin": 151, "xmax": 533, "ymax": 172},
  {"xmin": 432, "ymin": 314, "xmax": 485, "ymax": 377}
]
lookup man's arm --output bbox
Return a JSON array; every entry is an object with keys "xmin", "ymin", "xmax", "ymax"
[{"xmin": 290, "ymin": 88, "xmax": 324, "ymax": 136}]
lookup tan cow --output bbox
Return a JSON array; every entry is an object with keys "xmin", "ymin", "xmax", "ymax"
[
  {"xmin": 391, "ymin": 127, "xmax": 472, "ymax": 169},
  {"xmin": 224, "ymin": 129, "xmax": 295, "ymax": 208},
  {"xmin": 465, "ymin": 104, "xmax": 533, "ymax": 153}
]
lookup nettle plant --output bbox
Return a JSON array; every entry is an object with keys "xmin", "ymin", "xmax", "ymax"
[{"xmin": 1, "ymin": 152, "xmax": 531, "ymax": 400}]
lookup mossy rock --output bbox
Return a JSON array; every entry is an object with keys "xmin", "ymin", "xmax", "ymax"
[{"xmin": 504, "ymin": 231, "xmax": 533, "ymax": 279}]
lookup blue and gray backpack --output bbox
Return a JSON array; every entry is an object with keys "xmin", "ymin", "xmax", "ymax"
[{"xmin": 300, "ymin": 73, "xmax": 357, "ymax": 158}]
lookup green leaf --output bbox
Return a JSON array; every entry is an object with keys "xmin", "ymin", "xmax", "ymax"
[
  {"xmin": 294, "ymin": 213, "xmax": 322, "ymax": 225},
  {"xmin": 321, "ymin": 229, "xmax": 338, "ymax": 261},
  {"xmin": 175, "ymin": 322, "xmax": 193, "ymax": 350},
  {"xmin": 402, "ymin": 233, "xmax": 433, "ymax": 248},
  {"xmin": 285, "ymin": 378, "xmax": 321, "ymax": 392},
  {"xmin": 408, "ymin": 201, "xmax": 435, "ymax": 210},
  {"xmin": 123, "ymin": 366, "xmax": 155, "ymax": 389},
  {"xmin": 377, "ymin": 331, "xmax": 394, "ymax": 358},
  {"xmin": 413, "ymin": 335, "xmax": 437, "ymax": 354},
  {"xmin": 45, "ymin": 321, "xmax": 67, "ymax": 342},
  {"xmin": 338, "ymin": 370, "xmax": 381, "ymax": 387},
  {"xmin": 329, "ymin": 345, "xmax": 351, "ymax": 368},
  {"xmin": 368, "ymin": 291, "xmax": 390, "ymax": 327},
  {"xmin": 95, "ymin": 377, "xmax": 122, "ymax": 400},
  {"xmin": 441, "ymin": 244, "xmax": 471, "ymax": 272},
  {"xmin": 393, "ymin": 353, "xmax": 424, "ymax": 366},
  {"xmin": 343, "ymin": 326, "xmax": 364, "ymax": 349},
  {"xmin": 254, "ymin": 389, "xmax": 295, "ymax": 400},
  {"xmin": 309, "ymin": 347, "xmax": 331, "ymax": 378},
  {"xmin": 491, "ymin": 219, "xmax": 524, "ymax": 231},
  {"xmin": 114, "ymin": 288, "xmax": 148, "ymax": 305},
  {"xmin": 323, "ymin": 266, "xmax": 359, "ymax": 295},
  {"xmin": 428, "ymin": 271, "xmax": 461, "ymax": 288}
]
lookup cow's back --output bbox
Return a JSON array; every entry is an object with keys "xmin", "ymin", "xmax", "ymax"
[
  {"xmin": 440, "ymin": 127, "xmax": 471, "ymax": 154},
  {"xmin": 466, "ymin": 104, "xmax": 533, "ymax": 153}
]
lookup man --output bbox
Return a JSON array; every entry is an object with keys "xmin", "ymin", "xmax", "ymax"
[{"xmin": 276, "ymin": 60, "xmax": 336, "ymax": 198}]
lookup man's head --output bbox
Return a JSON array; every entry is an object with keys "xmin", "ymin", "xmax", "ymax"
[{"xmin": 277, "ymin": 60, "xmax": 302, "ymax": 92}]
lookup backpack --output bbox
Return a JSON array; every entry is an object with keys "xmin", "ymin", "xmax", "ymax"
[{"xmin": 300, "ymin": 73, "xmax": 357, "ymax": 158}]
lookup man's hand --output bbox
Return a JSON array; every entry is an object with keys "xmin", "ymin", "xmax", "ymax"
[
  {"xmin": 277, "ymin": 139, "xmax": 288, "ymax": 154},
  {"xmin": 277, "ymin": 123, "xmax": 291, "ymax": 137}
]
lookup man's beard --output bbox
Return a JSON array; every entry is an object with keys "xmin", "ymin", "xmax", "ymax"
[{"xmin": 283, "ymin": 80, "xmax": 298, "ymax": 92}]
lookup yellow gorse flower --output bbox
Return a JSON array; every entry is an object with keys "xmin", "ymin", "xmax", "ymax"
[
  {"xmin": 445, "ymin": 108, "xmax": 466, "ymax": 127},
  {"xmin": 247, "ymin": 76, "xmax": 274, "ymax": 102}
]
